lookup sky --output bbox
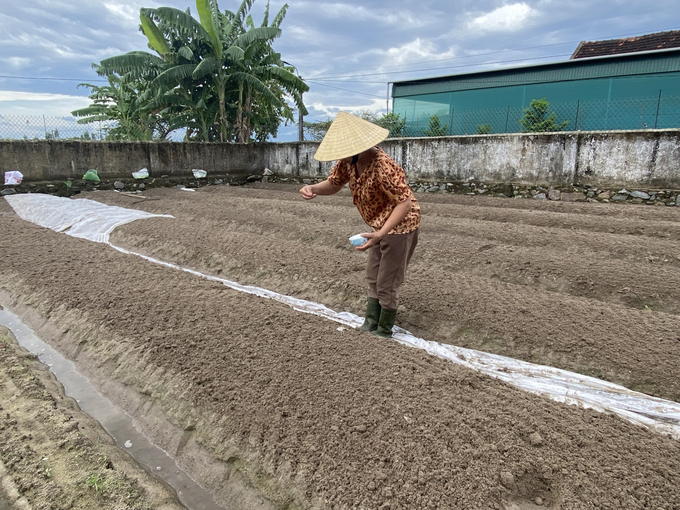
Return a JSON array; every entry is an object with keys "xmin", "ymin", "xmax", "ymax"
[{"xmin": 1, "ymin": 0, "xmax": 679, "ymax": 141}]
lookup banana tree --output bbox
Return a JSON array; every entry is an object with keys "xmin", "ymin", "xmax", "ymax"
[{"xmin": 71, "ymin": 73, "xmax": 159, "ymax": 140}]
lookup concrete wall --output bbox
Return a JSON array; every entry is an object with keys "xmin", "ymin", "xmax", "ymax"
[{"xmin": 2, "ymin": 129, "xmax": 679, "ymax": 187}]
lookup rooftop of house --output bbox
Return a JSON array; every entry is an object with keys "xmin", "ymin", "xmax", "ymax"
[{"xmin": 571, "ymin": 30, "xmax": 680, "ymax": 59}]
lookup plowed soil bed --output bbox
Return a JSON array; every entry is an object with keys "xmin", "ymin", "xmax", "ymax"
[{"xmin": 1, "ymin": 184, "xmax": 680, "ymax": 510}]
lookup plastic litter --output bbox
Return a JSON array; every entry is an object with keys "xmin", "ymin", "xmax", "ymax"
[
  {"xmin": 4, "ymin": 193, "xmax": 680, "ymax": 440},
  {"xmin": 132, "ymin": 168, "xmax": 149, "ymax": 179},
  {"xmin": 192, "ymin": 169, "xmax": 207, "ymax": 179},
  {"xmin": 4, "ymin": 171, "xmax": 23, "ymax": 185},
  {"xmin": 82, "ymin": 169, "xmax": 100, "ymax": 182},
  {"xmin": 349, "ymin": 234, "xmax": 368, "ymax": 247}
]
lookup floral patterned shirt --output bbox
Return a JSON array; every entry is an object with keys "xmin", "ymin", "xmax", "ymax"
[{"xmin": 328, "ymin": 147, "xmax": 420, "ymax": 235}]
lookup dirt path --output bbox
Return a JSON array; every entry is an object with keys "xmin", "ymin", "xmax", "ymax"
[{"xmin": 1, "ymin": 188, "xmax": 680, "ymax": 510}]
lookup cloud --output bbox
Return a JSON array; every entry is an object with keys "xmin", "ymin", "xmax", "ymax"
[
  {"xmin": 363, "ymin": 38, "xmax": 458, "ymax": 69},
  {"xmin": 0, "ymin": 91, "xmax": 91, "ymax": 116},
  {"xmin": 468, "ymin": 3, "xmax": 541, "ymax": 33},
  {"xmin": 295, "ymin": 2, "xmax": 434, "ymax": 28},
  {"xmin": 3, "ymin": 57, "xmax": 31, "ymax": 69}
]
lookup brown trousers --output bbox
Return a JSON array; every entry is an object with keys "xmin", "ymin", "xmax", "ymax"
[{"xmin": 365, "ymin": 228, "xmax": 419, "ymax": 310}]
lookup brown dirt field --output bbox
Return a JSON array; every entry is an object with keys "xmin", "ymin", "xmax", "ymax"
[
  {"xmin": 1, "ymin": 186, "xmax": 680, "ymax": 510},
  {"xmin": 0, "ymin": 326, "xmax": 183, "ymax": 510}
]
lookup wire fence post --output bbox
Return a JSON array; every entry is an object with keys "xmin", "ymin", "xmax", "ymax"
[
  {"xmin": 504, "ymin": 106, "xmax": 510, "ymax": 133},
  {"xmin": 448, "ymin": 108, "xmax": 454, "ymax": 135},
  {"xmin": 99, "ymin": 121, "xmax": 102, "ymax": 140},
  {"xmin": 43, "ymin": 115, "xmax": 47, "ymax": 139},
  {"xmin": 654, "ymin": 89, "xmax": 662, "ymax": 129},
  {"xmin": 574, "ymin": 100, "xmax": 580, "ymax": 131}
]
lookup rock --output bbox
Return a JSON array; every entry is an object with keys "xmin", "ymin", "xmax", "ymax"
[
  {"xmin": 611, "ymin": 194, "xmax": 628, "ymax": 201},
  {"xmin": 427, "ymin": 186, "xmax": 439, "ymax": 192},
  {"xmin": 439, "ymin": 184, "xmax": 446, "ymax": 191},
  {"xmin": 529, "ymin": 431, "xmax": 544, "ymax": 446},
  {"xmin": 214, "ymin": 179, "xmax": 223, "ymax": 185},
  {"xmin": 630, "ymin": 191, "xmax": 650, "ymax": 200},
  {"xmin": 618, "ymin": 189, "xmax": 630, "ymax": 195},
  {"xmin": 598, "ymin": 191, "xmax": 611, "ymax": 200},
  {"xmin": 263, "ymin": 168, "xmax": 274, "ymax": 176},
  {"xmin": 114, "ymin": 181, "xmax": 125, "ymax": 190},
  {"xmin": 676, "ymin": 195, "xmax": 680, "ymax": 206},
  {"xmin": 138, "ymin": 183, "xmax": 145, "ymax": 189},
  {"xmin": 356, "ymin": 424, "xmax": 367, "ymax": 433},
  {"xmin": 534, "ymin": 193, "xmax": 547, "ymax": 200},
  {"xmin": 535, "ymin": 497, "xmax": 543, "ymax": 505},
  {"xmin": 246, "ymin": 175, "xmax": 261, "ymax": 183},
  {"xmin": 302, "ymin": 179, "xmax": 312, "ymax": 185},
  {"xmin": 500, "ymin": 471, "xmax": 515, "ymax": 488},
  {"xmin": 548, "ymin": 189, "xmax": 561, "ymax": 201},
  {"xmin": 1, "ymin": 188, "xmax": 16, "ymax": 195}
]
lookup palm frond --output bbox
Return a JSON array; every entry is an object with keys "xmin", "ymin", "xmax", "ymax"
[
  {"xmin": 178, "ymin": 46, "xmax": 194, "ymax": 60},
  {"xmin": 99, "ymin": 52, "xmax": 165, "ymax": 76},
  {"xmin": 231, "ymin": 72, "xmax": 282, "ymax": 106},
  {"xmin": 142, "ymin": 7, "xmax": 212, "ymax": 44},
  {"xmin": 140, "ymin": 12, "xmax": 170, "ymax": 55},
  {"xmin": 233, "ymin": 26, "xmax": 281, "ymax": 48},
  {"xmin": 271, "ymin": 3, "xmax": 288, "ymax": 28},
  {"xmin": 225, "ymin": 45, "xmax": 245, "ymax": 63},
  {"xmin": 153, "ymin": 64, "xmax": 199, "ymax": 88},
  {"xmin": 195, "ymin": 0, "xmax": 222, "ymax": 57},
  {"xmin": 261, "ymin": 1, "xmax": 270, "ymax": 26},
  {"xmin": 192, "ymin": 57, "xmax": 219, "ymax": 80},
  {"xmin": 71, "ymin": 105, "xmax": 109, "ymax": 117}
]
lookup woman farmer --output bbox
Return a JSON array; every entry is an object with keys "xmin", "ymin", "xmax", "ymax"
[{"xmin": 299, "ymin": 112, "xmax": 420, "ymax": 338}]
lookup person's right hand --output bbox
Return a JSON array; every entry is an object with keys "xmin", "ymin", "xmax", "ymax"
[{"xmin": 299, "ymin": 185, "xmax": 317, "ymax": 200}]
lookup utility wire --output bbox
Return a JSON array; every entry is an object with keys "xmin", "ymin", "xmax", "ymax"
[
  {"xmin": 306, "ymin": 80, "xmax": 385, "ymax": 98},
  {"xmin": 0, "ymin": 75, "xmax": 107, "ymax": 83},
  {"xmin": 311, "ymin": 25, "xmax": 680, "ymax": 77},
  {"xmin": 307, "ymin": 26, "xmax": 680, "ymax": 81}
]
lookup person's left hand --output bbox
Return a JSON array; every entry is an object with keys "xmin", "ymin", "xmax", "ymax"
[{"xmin": 355, "ymin": 231, "xmax": 383, "ymax": 251}]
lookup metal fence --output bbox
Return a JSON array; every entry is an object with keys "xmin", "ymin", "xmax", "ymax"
[
  {"xmin": 0, "ymin": 115, "xmax": 190, "ymax": 142},
  {"xmin": 397, "ymin": 94, "xmax": 680, "ymax": 137},
  {"xmin": 2, "ymin": 94, "xmax": 680, "ymax": 142}
]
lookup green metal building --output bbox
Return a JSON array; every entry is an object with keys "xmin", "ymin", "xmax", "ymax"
[{"xmin": 392, "ymin": 48, "xmax": 680, "ymax": 136}]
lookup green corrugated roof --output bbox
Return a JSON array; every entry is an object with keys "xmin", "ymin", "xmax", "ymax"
[{"xmin": 392, "ymin": 48, "xmax": 680, "ymax": 98}]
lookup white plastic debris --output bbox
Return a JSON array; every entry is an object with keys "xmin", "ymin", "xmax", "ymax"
[
  {"xmin": 192, "ymin": 169, "xmax": 207, "ymax": 178},
  {"xmin": 5, "ymin": 193, "xmax": 680, "ymax": 440},
  {"xmin": 4, "ymin": 171, "xmax": 23, "ymax": 185},
  {"xmin": 124, "ymin": 440, "xmax": 132, "ymax": 448},
  {"xmin": 132, "ymin": 168, "xmax": 149, "ymax": 179}
]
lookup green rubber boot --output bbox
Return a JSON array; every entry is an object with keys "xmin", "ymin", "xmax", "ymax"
[
  {"xmin": 359, "ymin": 297, "xmax": 381, "ymax": 332},
  {"xmin": 371, "ymin": 308, "xmax": 397, "ymax": 338}
]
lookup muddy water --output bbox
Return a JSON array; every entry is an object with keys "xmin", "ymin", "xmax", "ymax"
[{"xmin": 0, "ymin": 305, "xmax": 225, "ymax": 510}]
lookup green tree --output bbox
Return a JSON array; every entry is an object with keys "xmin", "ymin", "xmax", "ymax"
[
  {"xmin": 519, "ymin": 98, "xmax": 569, "ymax": 133},
  {"xmin": 94, "ymin": 0, "xmax": 307, "ymax": 143},
  {"xmin": 71, "ymin": 73, "xmax": 161, "ymax": 140},
  {"xmin": 374, "ymin": 112, "xmax": 406, "ymax": 138},
  {"xmin": 304, "ymin": 111, "xmax": 406, "ymax": 141},
  {"xmin": 476, "ymin": 123, "xmax": 492, "ymax": 134},
  {"xmin": 422, "ymin": 114, "xmax": 448, "ymax": 137}
]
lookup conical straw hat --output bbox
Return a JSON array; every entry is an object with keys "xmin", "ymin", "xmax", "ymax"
[{"xmin": 314, "ymin": 112, "xmax": 390, "ymax": 162}]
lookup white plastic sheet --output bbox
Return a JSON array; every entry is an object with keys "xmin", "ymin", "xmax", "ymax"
[
  {"xmin": 5, "ymin": 194, "xmax": 172, "ymax": 243},
  {"xmin": 5, "ymin": 192, "xmax": 680, "ymax": 439}
]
